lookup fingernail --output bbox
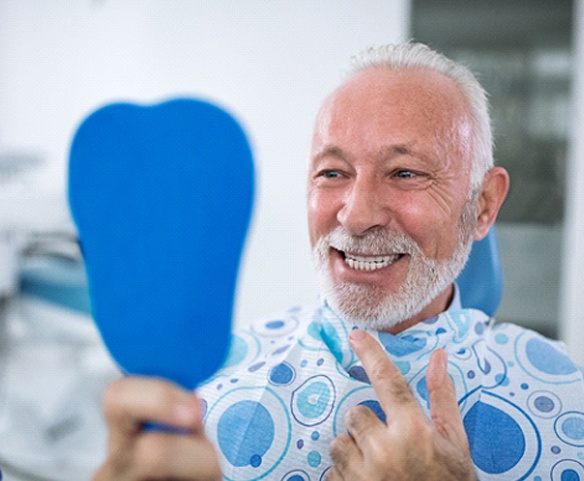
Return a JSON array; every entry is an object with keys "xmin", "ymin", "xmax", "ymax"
[
  {"xmin": 441, "ymin": 350, "xmax": 448, "ymax": 371},
  {"xmin": 437, "ymin": 350, "xmax": 448, "ymax": 383},
  {"xmin": 349, "ymin": 329, "xmax": 366, "ymax": 342}
]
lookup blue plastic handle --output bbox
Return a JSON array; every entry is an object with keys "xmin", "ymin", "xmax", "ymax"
[{"xmin": 68, "ymin": 98, "xmax": 254, "ymax": 390}]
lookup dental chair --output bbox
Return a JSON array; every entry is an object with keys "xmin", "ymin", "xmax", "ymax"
[
  {"xmin": 0, "ymin": 236, "xmax": 118, "ymax": 480},
  {"xmin": 456, "ymin": 227, "xmax": 503, "ymax": 317}
]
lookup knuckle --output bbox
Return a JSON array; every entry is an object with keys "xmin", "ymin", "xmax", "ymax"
[
  {"xmin": 367, "ymin": 360, "xmax": 415, "ymax": 402},
  {"xmin": 409, "ymin": 416, "xmax": 433, "ymax": 440},
  {"xmin": 395, "ymin": 414, "xmax": 430, "ymax": 440},
  {"xmin": 133, "ymin": 435, "xmax": 171, "ymax": 478},
  {"xmin": 368, "ymin": 357, "xmax": 392, "ymax": 382},
  {"xmin": 344, "ymin": 404, "xmax": 371, "ymax": 428},
  {"xmin": 150, "ymin": 383, "xmax": 177, "ymax": 410},
  {"xmin": 103, "ymin": 378, "xmax": 128, "ymax": 420},
  {"xmin": 330, "ymin": 432, "xmax": 351, "ymax": 453},
  {"xmin": 393, "ymin": 386, "xmax": 415, "ymax": 404},
  {"xmin": 343, "ymin": 406, "xmax": 358, "ymax": 428},
  {"xmin": 103, "ymin": 378, "xmax": 125, "ymax": 405},
  {"xmin": 323, "ymin": 466, "xmax": 341, "ymax": 481},
  {"xmin": 329, "ymin": 433, "xmax": 352, "ymax": 464},
  {"xmin": 367, "ymin": 435, "xmax": 392, "ymax": 463}
]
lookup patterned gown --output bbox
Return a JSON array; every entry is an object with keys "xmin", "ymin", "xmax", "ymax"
[{"xmin": 198, "ymin": 302, "xmax": 584, "ymax": 481}]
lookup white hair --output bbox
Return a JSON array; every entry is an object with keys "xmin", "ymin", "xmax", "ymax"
[{"xmin": 349, "ymin": 43, "xmax": 493, "ymax": 191}]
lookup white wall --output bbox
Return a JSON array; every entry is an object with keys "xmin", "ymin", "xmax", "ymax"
[
  {"xmin": 0, "ymin": 1, "xmax": 409, "ymax": 327},
  {"xmin": 559, "ymin": 0, "xmax": 584, "ymax": 366}
]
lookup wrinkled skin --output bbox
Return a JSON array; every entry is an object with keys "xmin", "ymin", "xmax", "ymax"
[
  {"xmin": 325, "ymin": 330, "xmax": 477, "ymax": 481},
  {"xmin": 307, "ymin": 67, "xmax": 508, "ymax": 332}
]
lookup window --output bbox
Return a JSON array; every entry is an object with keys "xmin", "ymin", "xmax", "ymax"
[{"xmin": 412, "ymin": 0, "xmax": 574, "ymax": 337}]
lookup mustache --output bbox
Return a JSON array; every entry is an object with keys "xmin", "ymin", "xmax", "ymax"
[{"xmin": 318, "ymin": 226, "xmax": 421, "ymax": 256}]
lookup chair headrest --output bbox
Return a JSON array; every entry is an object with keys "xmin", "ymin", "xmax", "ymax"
[{"xmin": 456, "ymin": 227, "xmax": 503, "ymax": 317}]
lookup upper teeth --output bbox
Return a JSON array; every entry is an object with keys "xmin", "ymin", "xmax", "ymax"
[{"xmin": 344, "ymin": 254, "xmax": 400, "ymax": 271}]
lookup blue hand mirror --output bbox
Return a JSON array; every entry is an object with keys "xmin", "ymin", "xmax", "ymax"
[{"xmin": 68, "ymin": 98, "xmax": 254, "ymax": 390}]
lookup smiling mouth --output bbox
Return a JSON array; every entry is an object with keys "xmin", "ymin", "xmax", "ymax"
[{"xmin": 339, "ymin": 250, "xmax": 404, "ymax": 271}]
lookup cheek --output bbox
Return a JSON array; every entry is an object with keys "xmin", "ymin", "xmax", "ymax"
[
  {"xmin": 396, "ymin": 201, "xmax": 461, "ymax": 260},
  {"xmin": 307, "ymin": 189, "xmax": 339, "ymax": 247},
  {"xmin": 421, "ymin": 223, "xmax": 460, "ymax": 260}
]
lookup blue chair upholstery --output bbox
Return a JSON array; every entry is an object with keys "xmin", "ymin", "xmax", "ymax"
[
  {"xmin": 19, "ymin": 257, "xmax": 92, "ymax": 315},
  {"xmin": 456, "ymin": 227, "xmax": 503, "ymax": 317}
]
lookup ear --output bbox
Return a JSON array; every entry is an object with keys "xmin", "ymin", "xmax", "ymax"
[{"xmin": 473, "ymin": 166, "xmax": 510, "ymax": 241}]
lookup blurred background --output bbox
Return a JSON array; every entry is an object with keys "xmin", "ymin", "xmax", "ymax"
[{"xmin": 0, "ymin": 1, "xmax": 583, "ymax": 479}]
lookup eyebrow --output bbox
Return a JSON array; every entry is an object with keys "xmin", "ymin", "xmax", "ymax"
[
  {"xmin": 313, "ymin": 146, "xmax": 346, "ymax": 161},
  {"xmin": 392, "ymin": 143, "xmax": 413, "ymax": 156},
  {"xmin": 313, "ymin": 143, "xmax": 417, "ymax": 162}
]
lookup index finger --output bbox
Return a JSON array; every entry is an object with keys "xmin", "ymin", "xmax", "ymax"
[{"xmin": 348, "ymin": 329, "xmax": 418, "ymax": 414}]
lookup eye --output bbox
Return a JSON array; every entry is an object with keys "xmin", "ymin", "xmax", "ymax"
[
  {"xmin": 395, "ymin": 169, "xmax": 417, "ymax": 179},
  {"xmin": 389, "ymin": 168, "xmax": 433, "ymax": 191},
  {"xmin": 319, "ymin": 169, "xmax": 342, "ymax": 179}
]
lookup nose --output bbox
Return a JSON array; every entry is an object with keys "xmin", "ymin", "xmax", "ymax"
[{"xmin": 337, "ymin": 176, "xmax": 392, "ymax": 235}]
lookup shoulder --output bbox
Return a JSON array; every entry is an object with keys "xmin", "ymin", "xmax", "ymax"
[
  {"xmin": 464, "ymin": 321, "xmax": 584, "ymax": 478},
  {"xmin": 239, "ymin": 304, "xmax": 317, "ymax": 340},
  {"xmin": 198, "ymin": 304, "xmax": 319, "ymax": 387}
]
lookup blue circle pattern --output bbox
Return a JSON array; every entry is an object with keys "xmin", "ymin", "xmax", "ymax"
[
  {"xmin": 281, "ymin": 470, "xmax": 310, "ymax": 481},
  {"xmin": 552, "ymin": 460, "xmax": 584, "ymax": 481},
  {"xmin": 270, "ymin": 362, "xmax": 296, "ymax": 386},
  {"xmin": 536, "ymin": 396, "xmax": 555, "ymax": 413},
  {"xmin": 217, "ymin": 400, "xmax": 274, "ymax": 468},
  {"xmin": 222, "ymin": 334, "xmax": 248, "ymax": 368},
  {"xmin": 291, "ymin": 375, "xmax": 336, "ymax": 427},
  {"xmin": 555, "ymin": 413, "xmax": 584, "ymax": 447},
  {"xmin": 198, "ymin": 304, "xmax": 584, "ymax": 480}
]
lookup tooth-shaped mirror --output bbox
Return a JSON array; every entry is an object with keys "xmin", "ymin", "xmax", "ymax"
[{"xmin": 68, "ymin": 98, "xmax": 254, "ymax": 390}]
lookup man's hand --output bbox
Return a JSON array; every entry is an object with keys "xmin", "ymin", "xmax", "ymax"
[
  {"xmin": 327, "ymin": 330, "xmax": 477, "ymax": 481},
  {"xmin": 93, "ymin": 377, "xmax": 222, "ymax": 481}
]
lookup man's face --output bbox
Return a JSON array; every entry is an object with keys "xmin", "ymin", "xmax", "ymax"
[{"xmin": 307, "ymin": 67, "xmax": 478, "ymax": 331}]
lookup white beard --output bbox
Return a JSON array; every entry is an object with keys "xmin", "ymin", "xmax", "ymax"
[{"xmin": 312, "ymin": 200, "xmax": 477, "ymax": 331}]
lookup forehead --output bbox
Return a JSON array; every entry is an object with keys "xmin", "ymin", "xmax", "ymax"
[{"xmin": 312, "ymin": 67, "xmax": 472, "ymax": 162}]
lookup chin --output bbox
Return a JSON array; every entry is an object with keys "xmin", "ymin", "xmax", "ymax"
[
  {"xmin": 321, "ymin": 274, "xmax": 441, "ymax": 331},
  {"xmin": 313, "ymin": 226, "xmax": 475, "ymax": 331}
]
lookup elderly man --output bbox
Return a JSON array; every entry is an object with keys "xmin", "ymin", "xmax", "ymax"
[{"xmin": 94, "ymin": 43, "xmax": 584, "ymax": 481}]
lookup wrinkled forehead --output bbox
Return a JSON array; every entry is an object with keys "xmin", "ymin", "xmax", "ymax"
[{"xmin": 312, "ymin": 67, "xmax": 474, "ymax": 163}]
